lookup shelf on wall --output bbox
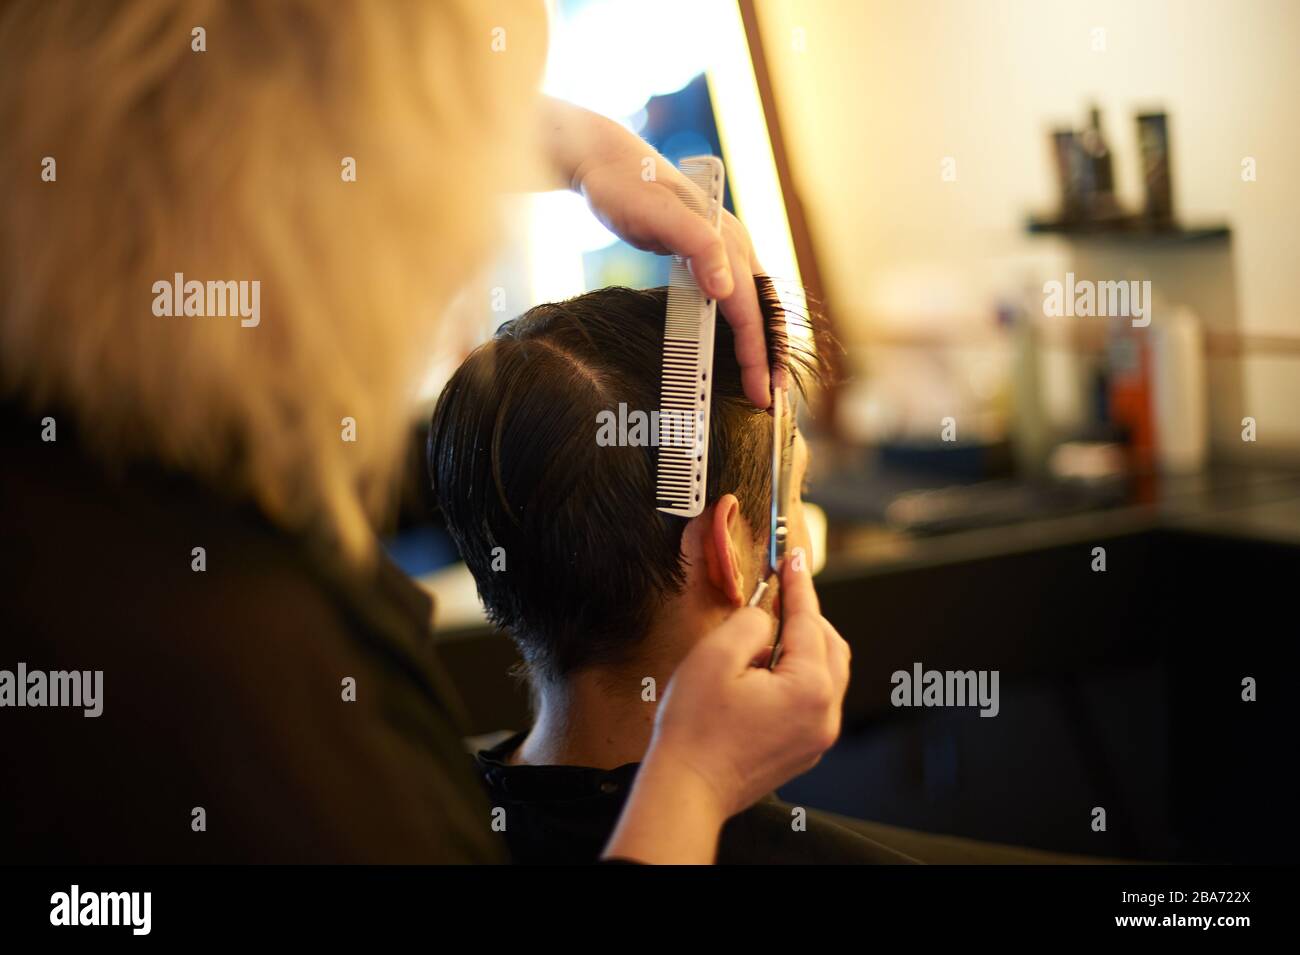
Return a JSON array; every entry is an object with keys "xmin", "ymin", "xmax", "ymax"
[{"xmin": 1026, "ymin": 216, "xmax": 1230, "ymax": 243}]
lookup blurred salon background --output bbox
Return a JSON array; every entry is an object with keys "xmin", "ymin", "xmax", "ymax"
[{"xmin": 393, "ymin": 0, "xmax": 1300, "ymax": 863}]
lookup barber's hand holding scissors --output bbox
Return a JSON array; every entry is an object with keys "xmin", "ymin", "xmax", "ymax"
[{"xmin": 605, "ymin": 555, "xmax": 851, "ymax": 863}]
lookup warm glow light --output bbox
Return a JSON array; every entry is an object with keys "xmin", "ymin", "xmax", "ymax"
[
  {"xmin": 530, "ymin": 0, "xmax": 806, "ymax": 330},
  {"xmin": 542, "ymin": 0, "xmax": 724, "ymax": 119},
  {"xmin": 704, "ymin": 1, "xmax": 806, "ymax": 334},
  {"xmin": 526, "ymin": 192, "xmax": 594, "ymax": 305}
]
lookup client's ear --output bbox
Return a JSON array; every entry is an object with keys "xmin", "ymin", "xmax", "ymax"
[{"xmin": 702, "ymin": 494, "xmax": 747, "ymax": 607}]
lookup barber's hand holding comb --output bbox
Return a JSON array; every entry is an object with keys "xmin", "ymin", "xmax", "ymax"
[{"xmin": 547, "ymin": 97, "xmax": 774, "ymax": 408}]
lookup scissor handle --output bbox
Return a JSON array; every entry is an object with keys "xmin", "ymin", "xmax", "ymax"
[{"xmin": 746, "ymin": 570, "xmax": 783, "ymax": 670}]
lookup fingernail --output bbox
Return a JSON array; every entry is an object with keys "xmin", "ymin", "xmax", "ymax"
[{"xmin": 709, "ymin": 266, "xmax": 733, "ymax": 297}]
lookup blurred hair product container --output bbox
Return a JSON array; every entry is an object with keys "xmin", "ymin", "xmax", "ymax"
[{"xmin": 1151, "ymin": 306, "xmax": 1208, "ymax": 472}]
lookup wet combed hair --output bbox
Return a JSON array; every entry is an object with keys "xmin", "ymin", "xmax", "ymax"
[{"xmin": 429, "ymin": 279, "xmax": 830, "ymax": 683}]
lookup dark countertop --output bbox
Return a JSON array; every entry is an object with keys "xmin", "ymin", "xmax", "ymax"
[{"xmin": 814, "ymin": 465, "xmax": 1300, "ymax": 582}]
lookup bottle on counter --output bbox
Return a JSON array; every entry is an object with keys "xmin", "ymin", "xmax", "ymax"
[
  {"xmin": 1107, "ymin": 317, "xmax": 1156, "ymax": 476},
  {"xmin": 1151, "ymin": 305, "xmax": 1208, "ymax": 473}
]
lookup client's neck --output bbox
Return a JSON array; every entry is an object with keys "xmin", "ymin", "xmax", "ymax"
[
  {"xmin": 513, "ymin": 606, "xmax": 719, "ymax": 770},
  {"xmin": 515, "ymin": 669, "xmax": 661, "ymax": 769}
]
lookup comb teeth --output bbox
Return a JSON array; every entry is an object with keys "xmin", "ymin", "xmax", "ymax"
[{"xmin": 656, "ymin": 156, "xmax": 724, "ymax": 517}]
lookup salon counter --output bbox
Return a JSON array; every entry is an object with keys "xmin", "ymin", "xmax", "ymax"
[{"xmin": 816, "ymin": 463, "xmax": 1300, "ymax": 577}]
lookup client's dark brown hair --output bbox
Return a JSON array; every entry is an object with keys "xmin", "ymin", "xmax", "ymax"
[{"xmin": 428, "ymin": 278, "xmax": 830, "ymax": 683}]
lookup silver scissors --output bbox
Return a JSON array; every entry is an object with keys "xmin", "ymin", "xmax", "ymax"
[{"xmin": 746, "ymin": 386, "xmax": 797, "ymax": 669}]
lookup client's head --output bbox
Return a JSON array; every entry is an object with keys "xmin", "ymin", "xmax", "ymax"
[{"xmin": 429, "ymin": 282, "xmax": 828, "ymax": 693}]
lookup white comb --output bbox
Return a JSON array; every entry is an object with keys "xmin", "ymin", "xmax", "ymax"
[{"xmin": 655, "ymin": 155, "xmax": 725, "ymax": 517}]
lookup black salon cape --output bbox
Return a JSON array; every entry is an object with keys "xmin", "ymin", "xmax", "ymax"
[
  {"xmin": 0, "ymin": 403, "xmax": 501, "ymax": 863},
  {"xmin": 476, "ymin": 733, "xmax": 917, "ymax": 865}
]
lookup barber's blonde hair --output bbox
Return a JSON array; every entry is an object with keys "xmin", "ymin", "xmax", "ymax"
[{"xmin": 0, "ymin": 0, "xmax": 545, "ymax": 565}]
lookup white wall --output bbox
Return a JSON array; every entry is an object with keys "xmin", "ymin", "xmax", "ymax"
[{"xmin": 756, "ymin": 0, "xmax": 1300, "ymax": 453}]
